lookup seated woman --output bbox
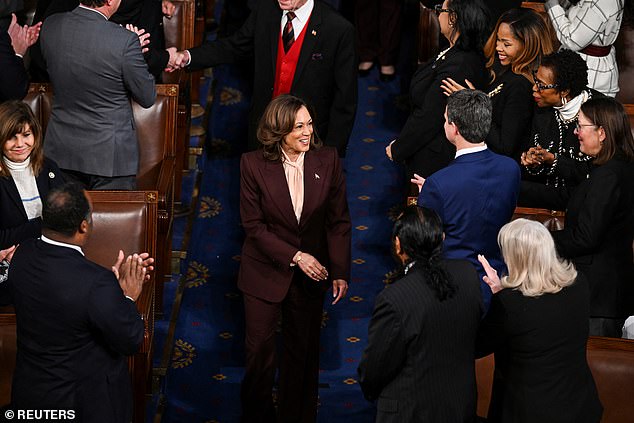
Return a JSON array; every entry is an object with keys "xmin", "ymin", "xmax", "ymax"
[
  {"xmin": 359, "ymin": 206, "xmax": 483, "ymax": 422},
  {"xmin": 519, "ymin": 49, "xmax": 600, "ymax": 210},
  {"xmin": 0, "ymin": 100, "xmax": 64, "ymax": 249},
  {"xmin": 477, "ymin": 219, "xmax": 602, "ymax": 423},
  {"xmin": 552, "ymin": 97, "xmax": 634, "ymax": 337},
  {"xmin": 385, "ymin": 0, "xmax": 490, "ymax": 180},
  {"xmin": 442, "ymin": 8, "xmax": 554, "ymax": 158}
]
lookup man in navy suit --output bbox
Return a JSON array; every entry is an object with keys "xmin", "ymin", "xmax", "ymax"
[
  {"xmin": 2, "ymin": 182, "xmax": 149, "ymax": 422},
  {"xmin": 413, "ymin": 90, "xmax": 520, "ymax": 307}
]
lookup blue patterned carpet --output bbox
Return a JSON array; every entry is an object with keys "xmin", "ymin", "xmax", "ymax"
[{"xmin": 156, "ymin": 61, "xmax": 408, "ymax": 422}]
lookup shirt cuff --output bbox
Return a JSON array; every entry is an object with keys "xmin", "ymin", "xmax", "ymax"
[
  {"xmin": 125, "ymin": 295, "xmax": 135, "ymax": 302},
  {"xmin": 185, "ymin": 50, "xmax": 192, "ymax": 66}
]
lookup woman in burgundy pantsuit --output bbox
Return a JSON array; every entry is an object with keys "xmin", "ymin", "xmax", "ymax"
[{"xmin": 238, "ymin": 94, "xmax": 351, "ymax": 422}]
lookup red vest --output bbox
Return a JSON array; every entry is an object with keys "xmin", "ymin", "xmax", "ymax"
[{"xmin": 273, "ymin": 17, "xmax": 310, "ymax": 98}]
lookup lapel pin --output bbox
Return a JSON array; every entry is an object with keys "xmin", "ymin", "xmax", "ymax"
[
  {"xmin": 49, "ymin": 172, "xmax": 55, "ymax": 178},
  {"xmin": 312, "ymin": 30, "xmax": 317, "ymax": 36},
  {"xmin": 315, "ymin": 173, "xmax": 320, "ymax": 179}
]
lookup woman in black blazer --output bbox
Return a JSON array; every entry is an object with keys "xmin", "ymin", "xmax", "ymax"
[
  {"xmin": 477, "ymin": 219, "xmax": 602, "ymax": 423},
  {"xmin": 0, "ymin": 101, "xmax": 64, "ymax": 249},
  {"xmin": 552, "ymin": 97, "xmax": 634, "ymax": 337},
  {"xmin": 442, "ymin": 8, "xmax": 554, "ymax": 158},
  {"xmin": 385, "ymin": 0, "xmax": 490, "ymax": 179}
]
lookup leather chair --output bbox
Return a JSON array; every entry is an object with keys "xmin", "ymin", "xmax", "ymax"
[
  {"xmin": 23, "ymin": 83, "xmax": 177, "ymax": 314},
  {"xmin": 84, "ymin": 190, "xmax": 158, "ymax": 423},
  {"xmin": 512, "ymin": 206, "xmax": 566, "ymax": 231},
  {"xmin": 417, "ymin": 2, "xmax": 440, "ymax": 65}
]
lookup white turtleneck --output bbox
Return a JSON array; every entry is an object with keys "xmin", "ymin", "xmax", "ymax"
[{"xmin": 3, "ymin": 156, "xmax": 42, "ymax": 220}]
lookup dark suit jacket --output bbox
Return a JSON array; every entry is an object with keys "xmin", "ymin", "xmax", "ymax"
[
  {"xmin": 358, "ymin": 260, "xmax": 484, "ymax": 423},
  {"xmin": 41, "ymin": 6, "xmax": 156, "ymax": 177},
  {"xmin": 0, "ymin": 158, "xmax": 64, "ymax": 249},
  {"xmin": 486, "ymin": 69, "xmax": 533, "ymax": 158},
  {"xmin": 418, "ymin": 149, "xmax": 520, "ymax": 305},
  {"xmin": 476, "ymin": 275, "xmax": 603, "ymax": 423},
  {"xmin": 391, "ymin": 47, "xmax": 488, "ymax": 178},
  {"xmin": 6, "ymin": 238, "xmax": 144, "ymax": 423},
  {"xmin": 0, "ymin": 29, "xmax": 28, "ymax": 101},
  {"xmin": 188, "ymin": 0, "xmax": 357, "ymax": 156},
  {"xmin": 238, "ymin": 147, "xmax": 351, "ymax": 302},
  {"xmin": 552, "ymin": 156, "xmax": 634, "ymax": 318}
]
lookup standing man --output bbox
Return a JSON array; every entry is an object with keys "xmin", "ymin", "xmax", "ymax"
[
  {"xmin": 167, "ymin": 0, "xmax": 357, "ymax": 157},
  {"xmin": 40, "ymin": 0, "xmax": 156, "ymax": 190},
  {"xmin": 3, "ymin": 182, "xmax": 149, "ymax": 422},
  {"xmin": 413, "ymin": 90, "xmax": 521, "ymax": 307}
]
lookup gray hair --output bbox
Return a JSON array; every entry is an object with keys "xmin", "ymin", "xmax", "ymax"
[
  {"xmin": 498, "ymin": 219, "xmax": 577, "ymax": 297},
  {"xmin": 446, "ymin": 89, "xmax": 492, "ymax": 143}
]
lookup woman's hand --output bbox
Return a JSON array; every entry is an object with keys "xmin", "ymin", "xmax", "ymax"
[
  {"xmin": 331, "ymin": 279, "xmax": 348, "ymax": 305},
  {"xmin": 0, "ymin": 245, "xmax": 17, "ymax": 263},
  {"xmin": 296, "ymin": 252, "xmax": 328, "ymax": 281},
  {"xmin": 410, "ymin": 173, "xmax": 426, "ymax": 193},
  {"xmin": 478, "ymin": 254, "xmax": 503, "ymax": 294},
  {"xmin": 440, "ymin": 77, "xmax": 474, "ymax": 96},
  {"xmin": 520, "ymin": 147, "xmax": 542, "ymax": 167},
  {"xmin": 125, "ymin": 24, "xmax": 151, "ymax": 53}
]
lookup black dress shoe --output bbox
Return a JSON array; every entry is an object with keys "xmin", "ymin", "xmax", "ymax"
[{"xmin": 379, "ymin": 72, "xmax": 396, "ymax": 82}]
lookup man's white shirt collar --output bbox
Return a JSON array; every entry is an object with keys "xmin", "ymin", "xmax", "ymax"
[
  {"xmin": 281, "ymin": 0, "xmax": 314, "ymax": 32},
  {"xmin": 78, "ymin": 4, "xmax": 108, "ymax": 20},
  {"xmin": 41, "ymin": 235, "xmax": 85, "ymax": 256},
  {"xmin": 455, "ymin": 144, "xmax": 487, "ymax": 159}
]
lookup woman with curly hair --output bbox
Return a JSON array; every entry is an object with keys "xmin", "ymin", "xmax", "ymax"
[
  {"xmin": 359, "ymin": 206, "xmax": 483, "ymax": 422},
  {"xmin": 442, "ymin": 8, "xmax": 554, "ymax": 158},
  {"xmin": 518, "ymin": 49, "xmax": 602, "ymax": 210},
  {"xmin": 238, "ymin": 94, "xmax": 351, "ymax": 421}
]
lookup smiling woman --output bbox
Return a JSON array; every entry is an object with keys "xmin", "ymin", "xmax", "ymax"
[
  {"xmin": 237, "ymin": 95, "xmax": 351, "ymax": 421},
  {"xmin": 0, "ymin": 100, "xmax": 64, "ymax": 249}
]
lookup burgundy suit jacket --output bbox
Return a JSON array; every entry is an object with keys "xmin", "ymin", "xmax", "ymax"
[{"xmin": 238, "ymin": 147, "xmax": 351, "ymax": 303}]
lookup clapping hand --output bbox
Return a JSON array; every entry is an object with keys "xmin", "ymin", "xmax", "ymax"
[
  {"xmin": 165, "ymin": 47, "xmax": 189, "ymax": 72},
  {"xmin": 116, "ymin": 254, "xmax": 148, "ymax": 302},
  {"xmin": 8, "ymin": 14, "xmax": 41, "ymax": 56},
  {"xmin": 477, "ymin": 254, "xmax": 502, "ymax": 294},
  {"xmin": 112, "ymin": 250, "xmax": 154, "ymax": 281}
]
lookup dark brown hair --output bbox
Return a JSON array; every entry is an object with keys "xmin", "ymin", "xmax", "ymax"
[
  {"xmin": 483, "ymin": 8, "xmax": 554, "ymax": 82},
  {"xmin": 580, "ymin": 97, "xmax": 634, "ymax": 165},
  {"xmin": 0, "ymin": 101, "xmax": 44, "ymax": 177},
  {"xmin": 257, "ymin": 95, "xmax": 321, "ymax": 162}
]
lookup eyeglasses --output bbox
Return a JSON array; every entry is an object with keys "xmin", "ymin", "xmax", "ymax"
[
  {"xmin": 575, "ymin": 122, "xmax": 598, "ymax": 131},
  {"xmin": 434, "ymin": 4, "xmax": 453, "ymax": 16},
  {"xmin": 532, "ymin": 71, "xmax": 558, "ymax": 91}
]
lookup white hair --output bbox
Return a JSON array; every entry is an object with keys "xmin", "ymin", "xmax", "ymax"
[{"xmin": 499, "ymin": 219, "xmax": 577, "ymax": 297}]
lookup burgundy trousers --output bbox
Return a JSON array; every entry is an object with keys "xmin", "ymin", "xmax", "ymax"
[{"xmin": 241, "ymin": 272, "xmax": 325, "ymax": 423}]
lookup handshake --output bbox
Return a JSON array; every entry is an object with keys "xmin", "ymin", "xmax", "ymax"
[{"xmin": 165, "ymin": 47, "xmax": 191, "ymax": 72}]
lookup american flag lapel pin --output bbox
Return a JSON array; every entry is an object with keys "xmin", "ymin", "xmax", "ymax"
[{"xmin": 312, "ymin": 30, "xmax": 317, "ymax": 36}]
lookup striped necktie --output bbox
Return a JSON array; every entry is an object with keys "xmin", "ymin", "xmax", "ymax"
[{"xmin": 283, "ymin": 12, "xmax": 296, "ymax": 53}]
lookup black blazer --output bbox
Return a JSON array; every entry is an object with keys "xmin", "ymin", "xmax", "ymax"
[
  {"xmin": 7, "ymin": 238, "xmax": 144, "ymax": 423},
  {"xmin": 477, "ymin": 275, "xmax": 602, "ymax": 423},
  {"xmin": 0, "ymin": 29, "xmax": 28, "ymax": 101},
  {"xmin": 486, "ymin": 69, "xmax": 533, "ymax": 158},
  {"xmin": 0, "ymin": 158, "xmax": 64, "ymax": 249},
  {"xmin": 188, "ymin": 0, "xmax": 357, "ymax": 156},
  {"xmin": 391, "ymin": 47, "xmax": 488, "ymax": 178},
  {"xmin": 358, "ymin": 260, "xmax": 484, "ymax": 423},
  {"xmin": 552, "ymin": 156, "xmax": 634, "ymax": 318}
]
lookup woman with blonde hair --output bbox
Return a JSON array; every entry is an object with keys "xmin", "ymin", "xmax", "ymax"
[
  {"xmin": 442, "ymin": 8, "xmax": 554, "ymax": 157},
  {"xmin": 477, "ymin": 218, "xmax": 602, "ymax": 422}
]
